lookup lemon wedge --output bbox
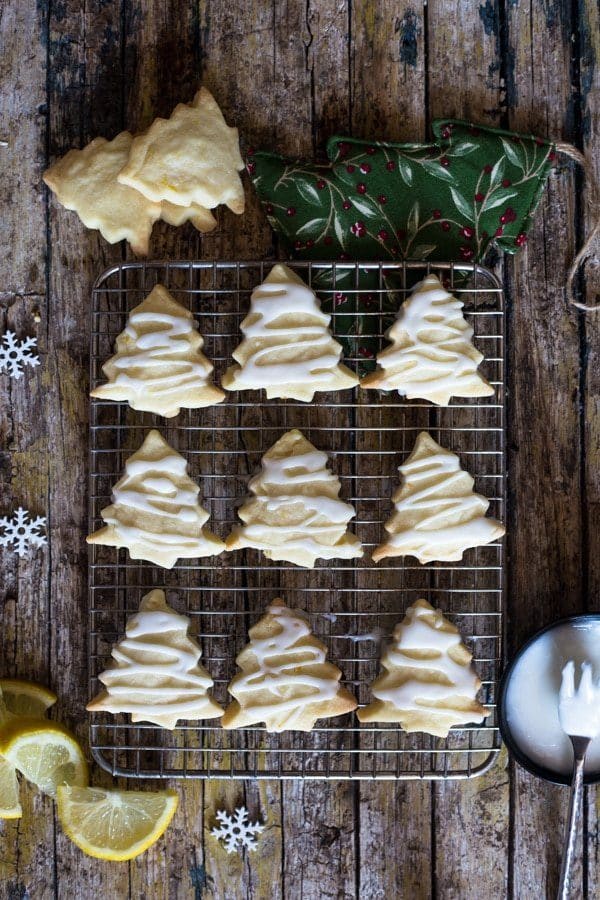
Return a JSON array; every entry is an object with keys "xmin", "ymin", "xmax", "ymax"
[
  {"xmin": 0, "ymin": 719, "xmax": 88, "ymax": 797},
  {"xmin": 0, "ymin": 679, "xmax": 57, "ymax": 720},
  {"xmin": 0, "ymin": 756, "xmax": 22, "ymax": 818},
  {"xmin": 56, "ymin": 785, "xmax": 179, "ymax": 860}
]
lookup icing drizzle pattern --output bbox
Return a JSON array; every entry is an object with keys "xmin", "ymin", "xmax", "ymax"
[
  {"xmin": 378, "ymin": 432, "xmax": 504, "ymax": 563},
  {"xmin": 374, "ymin": 602, "xmax": 484, "ymax": 716},
  {"xmin": 89, "ymin": 590, "xmax": 222, "ymax": 726},
  {"xmin": 367, "ymin": 274, "xmax": 493, "ymax": 404},
  {"xmin": 228, "ymin": 602, "xmax": 341, "ymax": 731}
]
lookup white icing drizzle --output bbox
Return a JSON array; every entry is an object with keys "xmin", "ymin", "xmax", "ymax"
[
  {"xmin": 93, "ymin": 286, "xmax": 222, "ymax": 416},
  {"xmin": 94, "ymin": 431, "xmax": 222, "ymax": 565},
  {"xmin": 368, "ymin": 274, "xmax": 493, "ymax": 404},
  {"xmin": 224, "ymin": 270, "xmax": 356, "ymax": 398},
  {"xmin": 229, "ymin": 602, "xmax": 340, "ymax": 731},
  {"xmin": 89, "ymin": 591, "xmax": 221, "ymax": 726},
  {"xmin": 230, "ymin": 431, "xmax": 362, "ymax": 565},
  {"xmin": 373, "ymin": 602, "xmax": 484, "ymax": 717},
  {"xmin": 378, "ymin": 433, "xmax": 504, "ymax": 563}
]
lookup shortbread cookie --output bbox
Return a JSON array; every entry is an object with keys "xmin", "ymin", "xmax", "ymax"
[
  {"xmin": 91, "ymin": 284, "xmax": 225, "ymax": 417},
  {"xmin": 357, "ymin": 599, "xmax": 487, "ymax": 737},
  {"xmin": 222, "ymin": 599, "xmax": 357, "ymax": 732},
  {"xmin": 361, "ymin": 274, "xmax": 494, "ymax": 405},
  {"xmin": 226, "ymin": 428, "xmax": 363, "ymax": 568},
  {"xmin": 373, "ymin": 431, "xmax": 505, "ymax": 563},
  {"xmin": 118, "ymin": 88, "xmax": 244, "ymax": 214},
  {"xmin": 159, "ymin": 200, "xmax": 217, "ymax": 232},
  {"xmin": 87, "ymin": 429, "xmax": 224, "ymax": 568},
  {"xmin": 43, "ymin": 131, "xmax": 162, "ymax": 255},
  {"xmin": 87, "ymin": 589, "xmax": 223, "ymax": 729},
  {"xmin": 222, "ymin": 264, "xmax": 358, "ymax": 401}
]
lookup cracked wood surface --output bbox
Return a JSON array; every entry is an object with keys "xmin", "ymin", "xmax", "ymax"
[{"xmin": 0, "ymin": 1, "xmax": 598, "ymax": 898}]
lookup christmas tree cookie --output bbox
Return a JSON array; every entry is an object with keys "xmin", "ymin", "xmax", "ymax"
[
  {"xmin": 357, "ymin": 599, "xmax": 487, "ymax": 737},
  {"xmin": 222, "ymin": 599, "xmax": 357, "ymax": 732},
  {"xmin": 372, "ymin": 431, "xmax": 505, "ymax": 563},
  {"xmin": 361, "ymin": 274, "xmax": 494, "ymax": 405},
  {"xmin": 91, "ymin": 284, "xmax": 225, "ymax": 417},
  {"xmin": 226, "ymin": 428, "xmax": 363, "ymax": 568},
  {"xmin": 87, "ymin": 589, "xmax": 223, "ymax": 729},
  {"xmin": 87, "ymin": 429, "xmax": 224, "ymax": 568},
  {"xmin": 222, "ymin": 264, "xmax": 358, "ymax": 401}
]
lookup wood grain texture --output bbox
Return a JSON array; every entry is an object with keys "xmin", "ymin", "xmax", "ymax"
[{"xmin": 0, "ymin": 0, "xmax": 597, "ymax": 897}]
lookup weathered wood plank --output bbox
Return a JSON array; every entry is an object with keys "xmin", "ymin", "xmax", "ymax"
[
  {"xmin": 0, "ymin": 1, "xmax": 54, "ymax": 897},
  {"xmin": 506, "ymin": 0, "xmax": 584, "ymax": 896},
  {"xmin": 45, "ymin": 1, "xmax": 130, "ymax": 896},
  {"xmin": 580, "ymin": 0, "xmax": 600, "ymax": 894}
]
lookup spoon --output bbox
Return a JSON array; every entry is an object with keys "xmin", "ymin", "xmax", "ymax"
[{"xmin": 557, "ymin": 661, "xmax": 600, "ymax": 900}]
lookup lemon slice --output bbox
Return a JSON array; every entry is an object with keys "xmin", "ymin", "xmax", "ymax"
[
  {"xmin": 0, "ymin": 679, "xmax": 57, "ymax": 720},
  {"xmin": 0, "ymin": 756, "xmax": 21, "ymax": 818},
  {"xmin": 0, "ymin": 719, "xmax": 88, "ymax": 797},
  {"xmin": 56, "ymin": 785, "xmax": 179, "ymax": 860}
]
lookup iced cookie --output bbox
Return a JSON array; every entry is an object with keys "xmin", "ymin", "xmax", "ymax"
[
  {"xmin": 91, "ymin": 284, "xmax": 225, "ymax": 417},
  {"xmin": 87, "ymin": 589, "xmax": 223, "ymax": 729},
  {"xmin": 372, "ymin": 431, "xmax": 505, "ymax": 563},
  {"xmin": 222, "ymin": 264, "xmax": 358, "ymax": 402},
  {"xmin": 87, "ymin": 429, "xmax": 224, "ymax": 568},
  {"xmin": 222, "ymin": 599, "xmax": 357, "ymax": 732},
  {"xmin": 361, "ymin": 274, "xmax": 494, "ymax": 405},
  {"xmin": 358, "ymin": 599, "xmax": 487, "ymax": 737},
  {"xmin": 226, "ymin": 428, "xmax": 363, "ymax": 568}
]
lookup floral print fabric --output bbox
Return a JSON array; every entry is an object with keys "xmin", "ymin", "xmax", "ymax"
[{"xmin": 247, "ymin": 120, "xmax": 555, "ymax": 367}]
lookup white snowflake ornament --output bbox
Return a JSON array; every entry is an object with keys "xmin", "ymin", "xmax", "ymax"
[
  {"xmin": 210, "ymin": 806, "xmax": 265, "ymax": 854},
  {"xmin": 0, "ymin": 331, "xmax": 40, "ymax": 380},
  {"xmin": 0, "ymin": 507, "xmax": 47, "ymax": 558}
]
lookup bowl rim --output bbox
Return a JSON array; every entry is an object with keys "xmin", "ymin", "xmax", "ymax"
[{"xmin": 498, "ymin": 613, "xmax": 600, "ymax": 786}]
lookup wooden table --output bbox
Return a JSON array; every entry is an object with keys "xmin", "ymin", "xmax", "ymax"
[{"xmin": 1, "ymin": 1, "xmax": 598, "ymax": 897}]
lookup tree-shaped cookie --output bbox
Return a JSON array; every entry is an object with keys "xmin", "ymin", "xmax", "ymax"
[
  {"xmin": 87, "ymin": 589, "xmax": 223, "ymax": 729},
  {"xmin": 91, "ymin": 284, "xmax": 225, "ymax": 417},
  {"xmin": 222, "ymin": 264, "xmax": 358, "ymax": 401},
  {"xmin": 222, "ymin": 599, "xmax": 357, "ymax": 732},
  {"xmin": 373, "ymin": 431, "xmax": 505, "ymax": 563},
  {"xmin": 226, "ymin": 428, "xmax": 363, "ymax": 568},
  {"xmin": 357, "ymin": 599, "xmax": 487, "ymax": 737},
  {"xmin": 87, "ymin": 429, "xmax": 224, "ymax": 568},
  {"xmin": 361, "ymin": 274, "xmax": 494, "ymax": 405}
]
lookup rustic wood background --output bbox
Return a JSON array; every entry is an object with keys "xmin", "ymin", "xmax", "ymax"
[{"xmin": 0, "ymin": 0, "xmax": 598, "ymax": 897}]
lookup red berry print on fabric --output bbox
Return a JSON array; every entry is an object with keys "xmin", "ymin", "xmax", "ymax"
[
  {"xmin": 500, "ymin": 207, "xmax": 517, "ymax": 224},
  {"xmin": 502, "ymin": 178, "xmax": 512, "ymax": 188},
  {"xmin": 460, "ymin": 226, "xmax": 475, "ymax": 239},
  {"xmin": 294, "ymin": 239, "xmax": 303, "ymax": 250},
  {"xmin": 433, "ymin": 209, "xmax": 442, "ymax": 219},
  {"xmin": 286, "ymin": 206, "xmax": 296, "ymax": 217},
  {"xmin": 495, "ymin": 226, "xmax": 504, "ymax": 237},
  {"xmin": 357, "ymin": 183, "xmax": 367, "ymax": 194},
  {"xmin": 360, "ymin": 162, "xmax": 372, "ymax": 174},
  {"xmin": 483, "ymin": 164, "xmax": 493, "ymax": 174},
  {"xmin": 346, "ymin": 164, "xmax": 356, "ymax": 173},
  {"xmin": 441, "ymin": 221, "xmax": 451, "ymax": 231},
  {"xmin": 386, "ymin": 160, "xmax": 395, "ymax": 171},
  {"xmin": 316, "ymin": 179, "xmax": 327, "ymax": 189},
  {"xmin": 334, "ymin": 292, "xmax": 347, "ymax": 307},
  {"xmin": 351, "ymin": 221, "xmax": 367, "ymax": 238},
  {"xmin": 265, "ymin": 203, "xmax": 273, "ymax": 214},
  {"xmin": 342, "ymin": 199, "xmax": 351, "ymax": 210},
  {"xmin": 440, "ymin": 156, "xmax": 450, "ymax": 167},
  {"xmin": 475, "ymin": 192, "xmax": 484, "ymax": 202},
  {"xmin": 337, "ymin": 141, "xmax": 350, "ymax": 158},
  {"xmin": 358, "ymin": 347, "xmax": 375, "ymax": 359},
  {"xmin": 378, "ymin": 195, "xmax": 387, "ymax": 204},
  {"xmin": 246, "ymin": 162, "xmax": 255, "ymax": 174},
  {"xmin": 377, "ymin": 229, "xmax": 389, "ymax": 240},
  {"xmin": 515, "ymin": 233, "xmax": 527, "ymax": 247},
  {"xmin": 460, "ymin": 246, "xmax": 474, "ymax": 261},
  {"xmin": 324, "ymin": 235, "xmax": 333, "ymax": 245},
  {"xmin": 366, "ymin": 146, "xmax": 376, "ymax": 155}
]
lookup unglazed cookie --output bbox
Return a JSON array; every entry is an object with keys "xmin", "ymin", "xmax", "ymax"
[
  {"xmin": 222, "ymin": 599, "xmax": 357, "ymax": 732},
  {"xmin": 357, "ymin": 599, "xmax": 487, "ymax": 737},
  {"xmin": 118, "ymin": 88, "xmax": 245, "ymax": 214},
  {"xmin": 87, "ymin": 589, "xmax": 223, "ymax": 729},
  {"xmin": 222, "ymin": 264, "xmax": 359, "ymax": 401},
  {"xmin": 87, "ymin": 429, "xmax": 224, "ymax": 568},
  {"xmin": 43, "ymin": 131, "xmax": 162, "ymax": 255},
  {"xmin": 361, "ymin": 274, "xmax": 494, "ymax": 405},
  {"xmin": 372, "ymin": 431, "xmax": 505, "ymax": 563},
  {"xmin": 226, "ymin": 428, "xmax": 363, "ymax": 568},
  {"xmin": 91, "ymin": 284, "xmax": 225, "ymax": 417}
]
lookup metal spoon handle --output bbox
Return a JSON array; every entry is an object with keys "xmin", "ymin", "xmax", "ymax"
[{"xmin": 558, "ymin": 738, "xmax": 589, "ymax": 900}]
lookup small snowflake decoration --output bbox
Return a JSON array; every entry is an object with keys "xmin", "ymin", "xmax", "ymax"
[
  {"xmin": 211, "ymin": 806, "xmax": 265, "ymax": 854},
  {"xmin": 0, "ymin": 331, "xmax": 40, "ymax": 380},
  {"xmin": 0, "ymin": 507, "xmax": 47, "ymax": 558}
]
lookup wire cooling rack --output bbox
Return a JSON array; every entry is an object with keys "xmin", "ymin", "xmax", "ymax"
[{"xmin": 89, "ymin": 260, "xmax": 505, "ymax": 780}]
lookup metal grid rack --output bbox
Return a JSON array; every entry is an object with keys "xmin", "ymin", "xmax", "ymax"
[{"xmin": 89, "ymin": 259, "xmax": 505, "ymax": 780}]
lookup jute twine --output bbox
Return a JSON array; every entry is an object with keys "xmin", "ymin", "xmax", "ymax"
[{"xmin": 556, "ymin": 142, "xmax": 599, "ymax": 311}]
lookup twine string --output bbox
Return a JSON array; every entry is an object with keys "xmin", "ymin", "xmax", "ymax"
[{"xmin": 556, "ymin": 142, "xmax": 600, "ymax": 311}]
